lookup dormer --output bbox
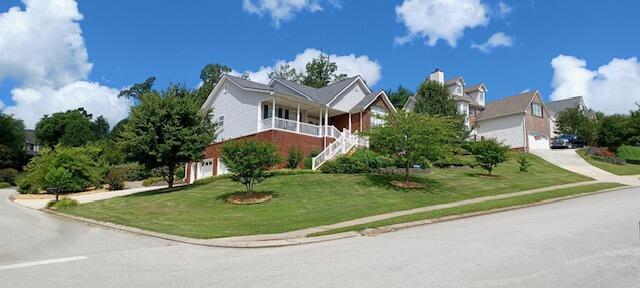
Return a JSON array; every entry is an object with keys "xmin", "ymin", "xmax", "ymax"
[
  {"xmin": 445, "ymin": 77, "xmax": 465, "ymax": 96},
  {"xmin": 464, "ymin": 83, "xmax": 488, "ymax": 107}
]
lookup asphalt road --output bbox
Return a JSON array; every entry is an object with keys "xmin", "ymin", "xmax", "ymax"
[{"xmin": 1, "ymin": 187, "xmax": 640, "ymax": 288}]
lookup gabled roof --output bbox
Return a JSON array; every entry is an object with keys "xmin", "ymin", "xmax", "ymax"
[
  {"xmin": 351, "ymin": 90, "xmax": 398, "ymax": 113},
  {"xmin": 546, "ymin": 96, "xmax": 585, "ymax": 115},
  {"xmin": 225, "ymin": 74, "xmax": 273, "ymax": 91},
  {"xmin": 24, "ymin": 129, "xmax": 37, "ymax": 144},
  {"xmin": 403, "ymin": 95, "xmax": 417, "ymax": 111},
  {"xmin": 271, "ymin": 76, "xmax": 365, "ymax": 105},
  {"xmin": 477, "ymin": 91, "xmax": 541, "ymax": 121},
  {"xmin": 444, "ymin": 76, "xmax": 465, "ymax": 86},
  {"xmin": 464, "ymin": 83, "xmax": 487, "ymax": 93}
]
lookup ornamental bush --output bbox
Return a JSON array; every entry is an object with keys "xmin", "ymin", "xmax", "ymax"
[
  {"xmin": 104, "ymin": 168, "xmax": 126, "ymax": 191},
  {"xmin": 0, "ymin": 168, "xmax": 19, "ymax": 185},
  {"xmin": 18, "ymin": 146, "xmax": 103, "ymax": 194},
  {"xmin": 518, "ymin": 154, "xmax": 531, "ymax": 172},
  {"xmin": 320, "ymin": 156, "xmax": 370, "ymax": 174},
  {"xmin": 287, "ymin": 147, "xmax": 303, "ymax": 169},
  {"xmin": 109, "ymin": 163, "xmax": 150, "ymax": 181},
  {"xmin": 469, "ymin": 139, "xmax": 509, "ymax": 175},
  {"xmin": 221, "ymin": 140, "xmax": 283, "ymax": 195},
  {"xmin": 303, "ymin": 150, "xmax": 320, "ymax": 170},
  {"xmin": 46, "ymin": 197, "xmax": 79, "ymax": 210}
]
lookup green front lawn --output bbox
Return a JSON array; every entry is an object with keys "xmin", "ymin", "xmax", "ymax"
[
  {"xmin": 577, "ymin": 149, "xmax": 640, "ymax": 176},
  {"xmin": 61, "ymin": 153, "xmax": 591, "ymax": 239},
  {"xmin": 310, "ymin": 182, "xmax": 624, "ymax": 236}
]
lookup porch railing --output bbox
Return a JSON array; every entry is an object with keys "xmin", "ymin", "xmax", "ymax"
[
  {"xmin": 260, "ymin": 117, "xmax": 340, "ymax": 139},
  {"xmin": 311, "ymin": 128, "xmax": 368, "ymax": 170}
]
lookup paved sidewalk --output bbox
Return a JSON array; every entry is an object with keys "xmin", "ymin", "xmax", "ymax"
[
  {"xmin": 530, "ymin": 149, "xmax": 640, "ymax": 186},
  {"xmin": 12, "ymin": 185, "xmax": 168, "ymax": 209},
  {"xmin": 44, "ymin": 180, "xmax": 616, "ymax": 247}
]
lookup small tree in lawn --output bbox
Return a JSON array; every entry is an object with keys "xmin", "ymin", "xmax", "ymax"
[
  {"xmin": 44, "ymin": 167, "xmax": 73, "ymax": 202},
  {"xmin": 469, "ymin": 139, "xmax": 509, "ymax": 175},
  {"xmin": 367, "ymin": 111, "xmax": 460, "ymax": 185},
  {"xmin": 221, "ymin": 141, "xmax": 283, "ymax": 196},
  {"xmin": 121, "ymin": 85, "xmax": 218, "ymax": 188}
]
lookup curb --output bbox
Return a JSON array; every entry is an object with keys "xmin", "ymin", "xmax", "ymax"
[
  {"xmin": 40, "ymin": 208, "xmax": 359, "ymax": 248},
  {"xmin": 14, "ymin": 184, "xmax": 633, "ymax": 249},
  {"xmin": 355, "ymin": 185, "xmax": 632, "ymax": 237}
]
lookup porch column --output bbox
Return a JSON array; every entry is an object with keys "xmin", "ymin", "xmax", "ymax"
[
  {"xmin": 348, "ymin": 113, "xmax": 352, "ymax": 132},
  {"xmin": 318, "ymin": 109, "xmax": 323, "ymax": 136},
  {"xmin": 271, "ymin": 97, "xmax": 276, "ymax": 129},
  {"xmin": 324, "ymin": 107, "xmax": 329, "ymax": 136},
  {"xmin": 359, "ymin": 111, "xmax": 363, "ymax": 131},
  {"xmin": 296, "ymin": 104, "xmax": 301, "ymax": 132}
]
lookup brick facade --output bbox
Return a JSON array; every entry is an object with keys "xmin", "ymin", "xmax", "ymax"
[{"xmin": 524, "ymin": 94, "xmax": 551, "ymax": 148}]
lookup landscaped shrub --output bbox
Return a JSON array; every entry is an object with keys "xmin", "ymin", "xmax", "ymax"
[
  {"xmin": 18, "ymin": 146, "xmax": 102, "ymax": 194},
  {"xmin": 350, "ymin": 149, "xmax": 394, "ymax": 170},
  {"xmin": 303, "ymin": 149, "xmax": 320, "ymax": 170},
  {"xmin": 469, "ymin": 139, "xmax": 509, "ymax": 175},
  {"xmin": 518, "ymin": 154, "xmax": 531, "ymax": 172},
  {"xmin": 104, "ymin": 168, "xmax": 126, "ymax": 191},
  {"xmin": 287, "ymin": 148, "xmax": 303, "ymax": 169},
  {"xmin": 142, "ymin": 177, "xmax": 164, "ymax": 187},
  {"xmin": 221, "ymin": 140, "xmax": 283, "ymax": 195},
  {"xmin": 176, "ymin": 165, "xmax": 185, "ymax": 179},
  {"xmin": 108, "ymin": 163, "xmax": 150, "ymax": 181},
  {"xmin": 0, "ymin": 168, "xmax": 19, "ymax": 185},
  {"xmin": 585, "ymin": 147, "xmax": 626, "ymax": 165},
  {"xmin": 0, "ymin": 182, "xmax": 11, "ymax": 188},
  {"xmin": 320, "ymin": 156, "xmax": 370, "ymax": 174},
  {"xmin": 616, "ymin": 145, "xmax": 640, "ymax": 164},
  {"xmin": 46, "ymin": 197, "xmax": 79, "ymax": 209}
]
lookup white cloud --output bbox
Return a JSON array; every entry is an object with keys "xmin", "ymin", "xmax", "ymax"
[
  {"xmin": 3, "ymin": 81, "xmax": 132, "ymax": 128},
  {"xmin": 237, "ymin": 48, "xmax": 382, "ymax": 86},
  {"xmin": 0, "ymin": 0, "xmax": 131, "ymax": 128},
  {"xmin": 498, "ymin": 2, "xmax": 512, "ymax": 17},
  {"xmin": 550, "ymin": 55, "xmax": 640, "ymax": 114},
  {"xmin": 395, "ymin": 0, "xmax": 489, "ymax": 47},
  {"xmin": 242, "ymin": 0, "xmax": 326, "ymax": 26},
  {"xmin": 471, "ymin": 32, "xmax": 513, "ymax": 53}
]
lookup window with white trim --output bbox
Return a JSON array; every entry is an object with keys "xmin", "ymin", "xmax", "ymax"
[
  {"xmin": 531, "ymin": 103, "xmax": 543, "ymax": 117},
  {"xmin": 218, "ymin": 115, "xmax": 224, "ymax": 127},
  {"xmin": 370, "ymin": 106, "xmax": 387, "ymax": 127}
]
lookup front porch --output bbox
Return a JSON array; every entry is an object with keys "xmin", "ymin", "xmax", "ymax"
[{"xmin": 257, "ymin": 96, "xmax": 359, "ymax": 139}]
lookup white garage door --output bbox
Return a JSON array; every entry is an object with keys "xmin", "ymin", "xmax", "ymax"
[
  {"xmin": 528, "ymin": 134, "xmax": 550, "ymax": 150},
  {"xmin": 217, "ymin": 158, "xmax": 230, "ymax": 175},
  {"xmin": 199, "ymin": 158, "xmax": 213, "ymax": 179}
]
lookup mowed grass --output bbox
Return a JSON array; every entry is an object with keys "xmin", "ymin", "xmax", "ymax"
[
  {"xmin": 61, "ymin": 153, "xmax": 591, "ymax": 239},
  {"xmin": 310, "ymin": 182, "xmax": 624, "ymax": 236},
  {"xmin": 577, "ymin": 149, "xmax": 640, "ymax": 176}
]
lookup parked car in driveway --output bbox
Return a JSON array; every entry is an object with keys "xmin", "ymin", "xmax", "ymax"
[{"xmin": 551, "ymin": 134, "xmax": 586, "ymax": 149}]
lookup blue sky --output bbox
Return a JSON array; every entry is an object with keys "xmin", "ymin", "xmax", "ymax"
[{"xmin": 1, "ymin": 0, "xmax": 639, "ymax": 127}]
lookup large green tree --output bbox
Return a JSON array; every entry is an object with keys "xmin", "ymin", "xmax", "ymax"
[
  {"xmin": 302, "ymin": 54, "xmax": 348, "ymax": 88},
  {"xmin": 35, "ymin": 108, "xmax": 107, "ymax": 147},
  {"xmin": 555, "ymin": 107, "xmax": 598, "ymax": 145},
  {"xmin": 0, "ymin": 113, "xmax": 26, "ymax": 168},
  {"xmin": 413, "ymin": 80, "xmax": 458, "ymax": 117},
  {"xmin": 387, "ymin": 85, "xmax": 413, "ymax": 110},
  {"xmin": 268, "ymin": 64, "xmax": 303, "ymax": 82},
  {"xmin": 597, "ymin": 113, "xmax": 631, "ymax": 150},
  {"xmin": 195, "ymin": 63, "xmax": 232, "ymax": 104},
  {"xmin": 367, "ymin": 111, "xmax": 460, "ymax": 184},
  {"xmin": 121, "ymin": 85, "xmax": 218, "ymax": 187},
  {"xmin": 118, "ymin": 77, "xmax": 156, "ymax": 99}
]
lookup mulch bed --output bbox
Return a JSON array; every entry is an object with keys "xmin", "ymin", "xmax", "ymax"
[
  {"xmin": 390, "ymin": 181, "xmax": 426, "ymax": 189},
  {"xmin": 226, "ymin": 193, "xmax": 273, "ymax": 205}
]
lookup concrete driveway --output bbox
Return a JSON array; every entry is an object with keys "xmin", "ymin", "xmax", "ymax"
[
  {"xmin": 530, "ymin": 149, "xmax": 640, "ymax": 186},
  {"xmin": 2, "ymin": 186, "xmax": 640, "ymax": 287}
]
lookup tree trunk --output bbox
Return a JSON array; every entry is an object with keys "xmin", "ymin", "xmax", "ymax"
[
  {"xmin": 404, "ymin": 165, "xmax": 410, "ymax": 184},
  {"xmin": 167, "ymin": 164, "xmax": 175, "ymax": 188}
]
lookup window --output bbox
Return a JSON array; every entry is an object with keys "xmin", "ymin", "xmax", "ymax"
[
  {"xmin": 370, "ymin": 106, "xmax": 387, "ymax": 127},
  {"xmin": 284, "ymin": 109, "xmax": 290, "ymax": 119},
  {"xmin": 455, "ymin": 85, "xmax": 462, "ymax": 95},
  {"xmin": 478, "ymin": 92, "xmax": 484, "ymax": 104},
  {"xmin": 531, "ymin": 103, "xmax": 543, "ymax": 117},
  {"xmin": 469, "ymin": 108, "xmax": 475, "ymax": 116},
  {"xmin": 263, "ymin": 104, "xmax": 269, "ymax": 119},
  {"xmin": 277, "ymin": 108, "xmax": 283, "ymax": 118},
  {"xmin": 218, "ymin": 115, "xmax": 224, "ymax": 126}
]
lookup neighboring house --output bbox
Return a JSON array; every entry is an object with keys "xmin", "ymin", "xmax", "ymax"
[
  {"xmin": 404, "ymin": 69, "xmax": 551, "ymax": 151},
  {"xmin": 24, "ymin": 129, "xmax": 41, "ymax": 157},
  {"xmin": 185, "ymin": 74, "xmax": 397, "ymax": 183},
  {"xmin": 403, "ymin": 69, "xmax": 487, "ymax": 131},
  {"xmin": 475, "ymin": 90, "xmax": 551, "ymax": 151},
  {"xmin": 545, "ymin": 96, "xmax": 592, "ymax": 138}
]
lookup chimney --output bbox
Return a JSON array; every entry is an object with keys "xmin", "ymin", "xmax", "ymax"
[{"xmin": 429, "ymin": 68, "xmax": 444, "ymax": 85}]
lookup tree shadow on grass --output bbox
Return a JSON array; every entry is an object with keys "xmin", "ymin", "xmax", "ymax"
[
  {"xmin": 360, "ymin": 173, "xmax": 444, "ymax": 194},
  {"xmin": 126, "ymin": 186, "xmax": 190, "ymax": 198}
]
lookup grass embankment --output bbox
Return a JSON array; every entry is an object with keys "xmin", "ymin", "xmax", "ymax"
[
  {"xmin": 61, "ymin": 153, "xmax": 591, "ymax": 239},
  {"xmin": 310, "ymin": 182, "xmax": 624, "ymax": 237},
  {"xmin": 577, "ymin": 149, "xmax": 640, "ymax": 176}
]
